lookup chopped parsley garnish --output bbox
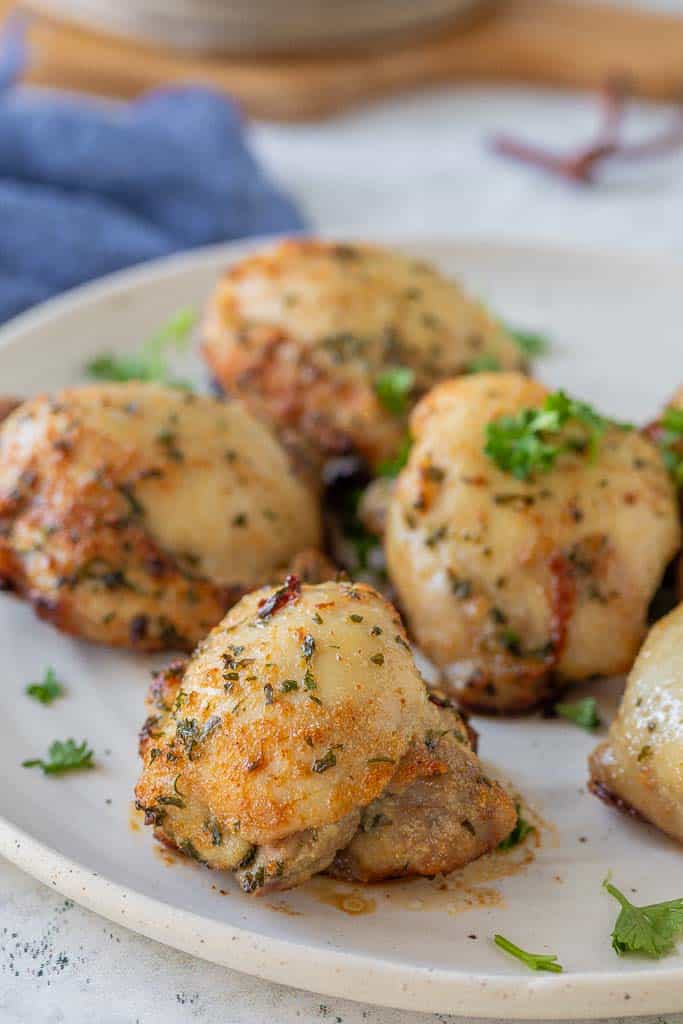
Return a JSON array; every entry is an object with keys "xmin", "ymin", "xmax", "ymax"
[
  {"xmin": 303, "ymin": 668, "xmax": 317, "ymax": 691},
  {"xmin": 498, "ymin": 803, "xmax": 534, "ymax": 851},
  {"xmin": 377, "ymin": 435, "xmax": 413, "ymax": 478},
  {"xmin": 603, "ymin": 878, "xmax": 683, "ymax": 958},
  {"xmin": 493, "ymin": 934, "xmax": 563, "ymax": 972},
  {"xmin": 555, "ymin": 696, "xmax": 601, "ymax": 731},
  {"xmin": 312, "ymin": 749, "xmax": 337, "ymax": 773},
  {"xmin": 374, "ymin": 367, "xmax": 415, "ymax": 416},
  {"xmin": 508, "ymin": 326, "xmax": 551, "ymax": 357},
  {"xmin": 86, "ymin": 307, "xmax": 195, "ymax": 388},
  {"xmin": 25, "ymin": 666, "xmax": 64, "ymax": 705},
  {"xmin": 23, "ymin": 738, "xmax": 95, "ymax": 775},
  {"xmin": 655, "ymin": 405, "xmax": 683, "ymax": 490},
  {"xmin": 485, "ymin": 390, "xmax": 629, "ymax": 481},
  {"xmin": 466, "ymin": 354, "xmax": 501, "ymax": 373}
]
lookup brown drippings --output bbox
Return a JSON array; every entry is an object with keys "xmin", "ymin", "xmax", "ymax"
[
  {"xmin": 305, "ymin": 793, "xmax": 551, "ymax": 917},
  {"xmin": 380, "ymin": 840, "xmax": 536, "ymax": 915},
  {"xmin": 307, "ymin": 879, "xmax": 376, "ymax": 916},
  {"xmin": 265, "ymin": 901, "xmax": 303, "ymax": 917},
  {"xmin": 154, "ymin": 843, "xmax": 180, "ymax": 867}
]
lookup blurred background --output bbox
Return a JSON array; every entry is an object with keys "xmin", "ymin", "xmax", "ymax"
[{"xmin": 2, "ymin": 0, "xmax": 683, "ymax": 325}]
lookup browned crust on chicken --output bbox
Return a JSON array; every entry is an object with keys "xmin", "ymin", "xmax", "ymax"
[
  {"xmin": 202, "ymin": 240, "xmax": 524, "ymax": 469},
  {"xmin": 587, "ymin": 772, "xmax": 647, "ymax": 824},
  {"xmin": 0, "ymin": 385, "xmax": 321, "ymax": 650},
  {"xmin": 135, "ymin": 579, "xmax": 516, "ymax": 891},
  {"xmin": 329, "ymin": 703, "xmax": 516, "ymax": 882},
  {"xmin": 0, "ymin": 397, "xmax": 21, "ymax": 425},
  {"xmin": 386, "ymin": 373, "xmax": 681, "ymax": 713}
]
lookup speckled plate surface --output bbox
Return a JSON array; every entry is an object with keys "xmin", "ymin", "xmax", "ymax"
[{"xmin": 0, "ymin": 239, "xmax": 682, "ymax": 1018}]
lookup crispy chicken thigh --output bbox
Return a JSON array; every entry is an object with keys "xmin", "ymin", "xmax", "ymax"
[
  {"xmin": 589, "ymin": 602, "xmax": 683, "ymax": 843},
  {"xmin": 202, "ymin": 240, "xmax": 524, "ymax": 469},
  {"xmin": 330, "ymin": 696, "xmax": 516, "ymax": 882},
  {"xmin": 135, "ymin": 579, "xmax": 515, "ymax": 892},
  {"xmin": 386, "ymin": 374, "xmax": 680, "ymax": 712},
  {"xmin": 0, "ymin": 384, "xmax": 321, "ymax": 650}
]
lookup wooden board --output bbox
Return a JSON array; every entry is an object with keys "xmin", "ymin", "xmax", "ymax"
[{"xmin": 5, "ymin": 0, "xmax": 683, "ymax": 121}]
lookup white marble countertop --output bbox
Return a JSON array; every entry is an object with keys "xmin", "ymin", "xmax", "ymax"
[{"xmin": 3, "ymin": 74, "xmax": 683, "ymax": 1024}]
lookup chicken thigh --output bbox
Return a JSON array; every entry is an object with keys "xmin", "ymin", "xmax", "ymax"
[
  {"xmin": 386, "ymin": 374, "xmax": 680, "ymax": 712},
  {"xmin": 590, "ymin": 602, "xmax": 683, "ymax": 843},
  {"xmin": 135, "ymin": 579, "xmax": 516, "ymax": 891},
  {"xmin": 0, "ymin": 383, "xmax": 321, "ymax": 650},
  {"xmin": 201, "ymin": 240, "xmax": 524, "ymax": 470}
]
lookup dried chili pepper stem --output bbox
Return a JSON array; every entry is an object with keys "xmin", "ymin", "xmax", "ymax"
[{"xmin": 492, "ymin": 77, "xmax": 683, "ymax": 184}]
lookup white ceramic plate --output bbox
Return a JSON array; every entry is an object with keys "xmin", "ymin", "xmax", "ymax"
[{"xmin": 1, "ymin": 239, "xmax": 682, "ymax": 1019}]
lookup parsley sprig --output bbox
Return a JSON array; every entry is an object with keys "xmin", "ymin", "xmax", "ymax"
[
  {"xmin": 376, "ymin": 435, "xmax": 413, "ymax": 478},
  {"xmin": 604, "ymin": 878, "xmax": 683, "ymax": 958},
  {"xmin": 86, "ymin": 307, "xmax": 196, "ymax": 389},
  {"xmin": 493, "ymin": 934, "xmax": 563, "ymax": 973},
  {"xmin": 25, "ymin": 666, "xmax": 64, "ymax": 705},
  {"xmin": 374, "ymin": 367, "xmax": 415, "ymax": 416},
  {"xmin": 655, "ymin": 405, "xmax": 683, "ymax": 490},
  {"xmin": 555, "ymin": 696, "xmax": 601, "ymax": 732},
  {"xmin": 466, "ymin": 354, "xmax": 501, "ymax": 374},
  {"xmin": 23, "ymin": 739, "xmax": 95, "ymax": 775},
  {"xmin": 498, "ymin": 803, "xmax": 535, "ymax": 851},
  {"xmin": 508, "ymin": 326, "xmax": 551, "ymax": 358},
  {"xmin": 485, "ymin": 390, "xmax": 630, "ymax": 481}
]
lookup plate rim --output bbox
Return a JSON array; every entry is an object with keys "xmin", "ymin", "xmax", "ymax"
[{"xmin": 2, "ymin": 234, "xmax": 683, "ymax": 1018}]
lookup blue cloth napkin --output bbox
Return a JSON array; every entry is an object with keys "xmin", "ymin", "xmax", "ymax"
[{"xmin": 0, "ymin": 18, "xmax": 305, "ymax": 323}]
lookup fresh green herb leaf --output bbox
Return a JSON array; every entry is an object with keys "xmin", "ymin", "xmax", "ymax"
[
  {"xmin": 485, "ymin": 390, "xmax": 630, "ymax": 481},
  {"xmin": 493, "ymin": 934, "xmax": 563, "ymax": 972},
  {"xmin": 655, "ymin": 405, "xmax": 683, "ymax": 490},
  {"xmin": 336, "ymin": 485, "xmax": 382, "ymax": 571},
  {"xmin": 466, "ymin": 354, "xmax": 501, "ymax": 373},
  {"xmin": 555, "ymin": 696, "xmax": 601, "ymax": 731},
  {"xmin": 22, "ymin": 738, "xmax": 95, "ymax": 775},
  {"xmin": 86, "ymin": 307, "xmax": 196, "ymax": 388},
  {"xmin": 603, "ymin": 878, "xmax": 683, "ymax": 958},
  {"xmin": 374, "ymin": 367, "xmax": 415, "ymax": 416},
  {"xmin": 508, "ymin": 327, "xmax": 551, "ymax": 357},
  {"xmin": 312, "ymin": 749, "xmax": 337, "ymax": 773},
  {"xmin": 498, "ymin": 803, "xmax": 535, "ymax": 851},
  {"xmin": 377, "ymin": 435, "xmax": 413, "ymax": 478},
  {"xmin": 25, "ymin": 666, "xmax": 64, "ymax": 705}
]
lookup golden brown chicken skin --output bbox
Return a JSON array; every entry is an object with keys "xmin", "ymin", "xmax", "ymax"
[
  {"xmin": 0, "ymin": 384, "xmax": 321, "ymax": 650},
  {"xmin": 0, "ymin": 397, "xmax": 21, "ymax": 425},
  {"xmin": 201, "ymin": 240, "xmax": 524, "ymax": 470},
  {"xmin": 330, "ymin": 695, "xmax": 516, "ymax": 882},
  {"xmin": 589, "ymin": 602, "xmax": 683, "ymax": 843},
  {"xmin": 135, "ymin": 579, "xmax": 515, "ymax": 892},
  {"xmin": 386, "ymin": 374, "xmax": 680, "ymax": 713}
]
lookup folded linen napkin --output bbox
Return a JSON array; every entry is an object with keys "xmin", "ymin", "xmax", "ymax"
[{"xmin": 0, "ymin": 18, "xmax": 305, "ymax": 323}]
